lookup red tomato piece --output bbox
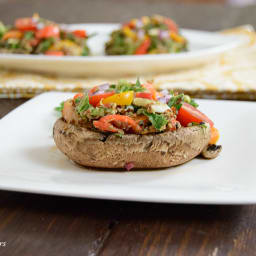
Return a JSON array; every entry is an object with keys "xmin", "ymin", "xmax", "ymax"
[
  {"xmin": 94, "ymin": 115, "xmax": 142, "ymax": 133},
  {"xmin": 142, "ymin": 83, "xmax": 157, "ymax": 100},
  {"xmin": 177, "ymin": 102, "xmax": 214, "ymax": 127},
  {"xmin": 135, "ymin": 38, "xmax": 151, "ymax": 55},
  {"xmin": 89, "ymin": 92, "xmax": 115, "ymax": 107},
  {"xmin": 88, "ymin": 86, "xmax": 98, "ymax": 96},
  {"xmin": 135, "ymin": 92, "xmax": 154, "ymax": 100},
  {"xmin": 164, "ymin": 18, "xmax": 178, "ymax": 33},
  {"xmin": 36, "ymin": 25, "xmax": 60, "ymax": 39},
  {"xmin": 72, "ymin": 30, "xmax": 87, "ymax": 38},
  {"xmin": 73, "ymin": 93, "xmax": 84, "ymax": 100},
  {"xmin": 15, "ymin": 18, "xmax": 37, "ymax": 31},
  {"xmin": 44, "ymin": 50, "xmax": 64, "ymax": 56}
]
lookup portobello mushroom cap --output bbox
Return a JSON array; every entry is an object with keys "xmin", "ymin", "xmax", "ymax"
[{"xmin": 53, "ymin": 118, "xmax": 211, "ymax": 169}]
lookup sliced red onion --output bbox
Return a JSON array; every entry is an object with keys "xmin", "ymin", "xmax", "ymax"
[
  {"xmin": 157, "ymin": 95, "xmax": 171, "ymax": 104},
  {"xmin": 36, "ymin": 23, "xmax": 45, "ymax": 30},
  {"xmin": 136, "ymin": 20, "xmax": 143, "ymax": 28},
  {"xmin": 90, "ymin": 83, "xmax": 110, "ymax": 96},
  {"xmin": 159, "ymin": 30, "xmax": 169, "ymax": 40},
  {"xmin": 93, "ymin": 89, "xmax": 106, "ymax": 96},
  {"xmin": 137, "ymin": 29, "xmax": 145, "ymax": 39},
  {"xmin": 125, "ymin": 162, "xmax": 135, "ymax": 171},
  {"xmin": 160, "ymin": 89, "xmax": 169, "ymax": 96},
  {"xmin": 98, "ymin": 83, "xmax": 110, "ymax": 91}
]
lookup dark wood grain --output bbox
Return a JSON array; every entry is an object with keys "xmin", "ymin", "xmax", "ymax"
[
  {"xmin": 1, "ymin": 0, "xmax": 256, "ymax": 254},
  {"xmin": 1, "ymin": 98, "xmax": 256, "ymax": 256}
]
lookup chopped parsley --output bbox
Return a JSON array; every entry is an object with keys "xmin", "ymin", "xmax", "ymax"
[
  {"xmin": 115, "ymin": 132, "xmax": 124, "ymax": 138},
  {"xmin": 167, "ymin": 94, "xmax": 184, "ymax": 110},
  {"xmin": 76, "ymin": 94, "xmax": 91, "ymax": 115},
  {"xmin": 139, "ymin": 109, "xmax": 168, "ymax": 130},
  {"xmin": 189, "ymin": 99, "xmax": 199, "ymax": 108},
  {"xmin": 111, "ymin": 79, "xmax": 145, "ymax": 93},
  {"xmin": 24, "ymin": 31, "xmax": 34, "ymax": 40},
  {"xmin": 37, "ymin": 38, "xmax": 54, "ymax": 52},
  {"xmin": 168, "ymin": 93, "xmax": 199, "ymax": 110},
  {"xmin": 54, "ymin": 101, "xmax": 64, "ymax": 112},
  {"xmin": 146, "ymin": 112, "xmax": 168, "ymax": 130}
]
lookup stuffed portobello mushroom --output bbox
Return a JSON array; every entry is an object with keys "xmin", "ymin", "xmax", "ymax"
[
  {"xmin": 53, "ymin": 80, "xmax": 221, "ymax": 170},
  {"xmin": 105, "ymin": 15, "xmax": 187, "ymax": 55},
  {"xmin": 0, "ymin": 14, "xmax": 90, "ymax": 56}
]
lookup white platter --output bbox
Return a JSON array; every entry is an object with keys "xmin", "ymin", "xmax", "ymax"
[
  {"xmin": 0, "ymin": 24, "xmax": 245, "ymax": 77},
  {"xmin": 0, "ymin": 92, "xmax": 256, "ymax": 204}
]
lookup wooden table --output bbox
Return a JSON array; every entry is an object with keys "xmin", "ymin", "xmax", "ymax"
[
  {"xmin": 1, "ymin": 1, "xmax": 256, "ymax": 255},
  {"xmin": 1, "ymin": 101, "xmax": 256, "ymax": 256}
]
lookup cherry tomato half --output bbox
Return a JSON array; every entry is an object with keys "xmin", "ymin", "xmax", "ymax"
[
  {"xmin": 164, "ymin": 18, "xmax": 178, "ymax": 33},
  {"xmin": 177, "ymin": 102, "xmax": 214, "ymax": 127},
  {"xmin": 36, "ymin": 25, "xmax": 60, "ymax": 39},
  {"xmin": 135, "ymin": 92, "xmax": 154, "ymax": 100},
  {"xmin": 89, "ymin": 92, "xmax": 115, "ymax": 107},
  {"xmin": 15, "ymin": 18, "xmax": 37, "ymax": 31},
  {"xmin": 72, "ymin": 30, "xmax": 87, "ymax": 38},
  {"xmin": 73, "ymin": 93, "xmax": 84, "ymax": 100},
  {"xmin": 142, "ymin": 83, "xmax": 157, "ymax": 100}
]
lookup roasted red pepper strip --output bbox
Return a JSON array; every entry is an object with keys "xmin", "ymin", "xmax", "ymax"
[
  {"xmin": 93, "ymin": 114, "xmax": 142, "ymax": 133},
  {"xmin": 135, "ymin": 38, "xmax": 151, "ymax": 55}
]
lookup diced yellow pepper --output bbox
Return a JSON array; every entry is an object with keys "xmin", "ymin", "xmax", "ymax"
[
  {"xmin": 170, "ymin": 32, "xmax": 185, "ymax": 43},
  {"xmin": 103, "ymin": 91, "xmax": 134, "ymax": 106},
  {"xmin": 123, "ymin": 26, "xmax": 137, "ymax": 40},
  {"xmin": 141, "ymin": 16, "xmax": 150, "ymax": 25},
  {"xmin": 48, "ymin": 40, "xmax": 82, "ymax": 55}
]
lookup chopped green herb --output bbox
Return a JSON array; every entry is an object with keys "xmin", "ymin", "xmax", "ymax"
[
  {"xmin": 90, "ymin": 107, "xmax": 105, "ymax": 117},
  {"xmin": 147, "ymin": 112, "xmax": 168, "ymax": 130},
  {"xmin": 55, "ymin": 101, "xmax": 64, "ymax": 112},
  {"xmin": 190, "ymin": 99, "xmax": 199, "ymax": 108},
  {"xmin": 168, "ymin": 93, "xmax": 199, "ymax": 110},
  {"xmin": 167, "ymin": 94, "xmax": 184, "ymax": 110},
  {"xmin": 115, "ymin": 132, "xmax": 124, "ymax": 138},
  {"xmin": 0, "ymin": 22, "xmax": 6, "ymax": 39},
  {"xmin": 82, "ymin": 45, "xmax": 89, "ymax": 56},
  {"xmin": 37, "ymin": 38, "xmax": 54, "ymax": 52},
  {"xmin": 76, "ymin": 94, "xmax": 91, "ymax": 115},
  {"xmin": 75, "ymin": 98, "xmax": 81, "ymax": 104},
  {"xmin": 139, "ymin": 109, "xmax": 167, "ymax": 130},
  {"xmin": 113, "ymin": 79, "xmax": 145, "ymax": 93},
  {"xmin": 24, "ymin": 31, "xmax": 34, "ymax": 40}
]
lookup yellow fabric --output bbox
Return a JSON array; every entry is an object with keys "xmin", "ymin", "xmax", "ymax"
[{"xmin": 0, "ymin": 26, "xmax": 256, "ymax": 99}]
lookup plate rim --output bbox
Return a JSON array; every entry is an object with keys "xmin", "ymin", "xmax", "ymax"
[
  {"xmin": 0, "ymin": 24, "xmax": 244, "ymax": 62},
  {"xmin": 1, "ymin": 92, "xmax": 256, "ymax": 205}
]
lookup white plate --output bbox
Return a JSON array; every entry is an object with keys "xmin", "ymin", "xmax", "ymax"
[
  {"xmin": 0, "ymin": 92, "xmax": 256, "ymax": 204},
  {"xmin": 0, "ymin": 24, "xmax": 245, "ymax": 77}
]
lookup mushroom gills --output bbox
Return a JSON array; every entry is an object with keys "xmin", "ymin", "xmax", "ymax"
[{"xmin": 201, "ymin": 144, "xmax": 222, "ymax": 159}]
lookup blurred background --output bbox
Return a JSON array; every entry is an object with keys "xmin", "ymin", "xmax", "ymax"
[{"xmin": 0, "ymin": 0, "xmax": 256, "ymax": 31}]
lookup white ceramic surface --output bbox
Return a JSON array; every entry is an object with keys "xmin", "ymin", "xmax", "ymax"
[
  {"xmin": 0, "ymin": 92, "xmax": 255, "ymax": 204},
  {"xmin": 0, "ymin": 24, "xmax": 245, "ymax": 77}
]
